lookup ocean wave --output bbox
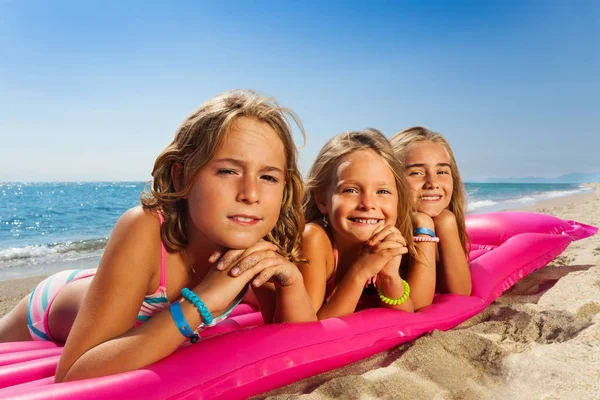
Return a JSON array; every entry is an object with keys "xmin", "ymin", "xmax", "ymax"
[
  {"xmin": 0, "ymin": 238, "xmax": 107, "ymax": 270},
  {"xmin": 506, "ymin": 196, "xmax": 537, "ymax": 204},
  {"xmin": 467, "ymin": 200, "xmax": 498, "ymax": 211},
  {"xmin": 536, "ymin": 189, "xmax": 588, "ymax": 200},
  {"xmin": 467, "ymin": 186, "xmax": 592, "ymax": 213}
]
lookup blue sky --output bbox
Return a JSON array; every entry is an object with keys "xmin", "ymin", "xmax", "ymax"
[{"xmin": 1, "ymin": 1, "xmax": 598, "ymax": 182}]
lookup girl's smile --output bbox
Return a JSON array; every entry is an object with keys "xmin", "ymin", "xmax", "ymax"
[{"xmin": 228, "ymin": 214, "xmax": 262, "ymax": 226}]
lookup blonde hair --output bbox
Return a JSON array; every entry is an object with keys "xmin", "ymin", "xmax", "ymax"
[
  {"xmin": 303, "ymin": 129, "xmax": 415, "ymax": 256},
  {"xmin": 141, "ymin": 89, "xmax": 306, "ymax": 262},
  {"xmin": 390, "ymin": 126, "xmax": 469, "ymax": 254}
]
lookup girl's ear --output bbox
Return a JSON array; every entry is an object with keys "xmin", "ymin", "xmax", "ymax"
[
  {"xmin": 314, "ymin": 189, "xmax": 329, "ymax": 214},
  {"xmin": 171, "ymin": 163, "xmax": 186, "ymax": 195}
]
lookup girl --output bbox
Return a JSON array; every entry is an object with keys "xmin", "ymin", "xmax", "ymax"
[
  {"xmin": 0, "ymin": 89, "xmax": 316, "ymax": 381},
  {"xmin": 298, "ymin": 129, "xmax": 437, "ymax": 319},
  {"xmin": 390, "ymin": 126, "xmax": 472, "ymax": 296}
]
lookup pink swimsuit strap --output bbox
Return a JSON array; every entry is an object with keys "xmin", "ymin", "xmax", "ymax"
[{"xmin": 157, "ymin": 213, "xmax": 167, "ymax": 287}]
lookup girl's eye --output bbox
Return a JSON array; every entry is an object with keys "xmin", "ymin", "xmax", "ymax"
[
  {"xmin": 261, "ymin": 175, "xmax": 279, "ymax": 183},
  {"xmin": 408, "ymin": 170, "xmax": 423, "ymax": 176},
  {"xmin": 438, "ymin": 170, "xmax": 451, "ymax": 175},
  {"xmin": 217, "ymin": 169, "xmax": 237, "ymax": 175},
  {"xmin": 342, "ymin": 188, "xmax": 358, "ymax": 194},
  {"xmin": 377, "ymin": 189, "xmax": 392, "ymax": 195}
]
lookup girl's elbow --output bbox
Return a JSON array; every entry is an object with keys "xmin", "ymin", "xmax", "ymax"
[
  {"xmin": 455, "ymin": 282, "xmax": 472, "ymax": 296},
  {"xmin": 55, "ymin": 368, "xmax": 75, "ymax": 383},
  {"xmin": 412, "ymin": 296, "xmax": 434, "ymax": 311}
]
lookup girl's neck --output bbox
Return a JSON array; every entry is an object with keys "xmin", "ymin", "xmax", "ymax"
[{"xmin": 183, "ymin": 228, "xmax": 222, "ymax": 278}]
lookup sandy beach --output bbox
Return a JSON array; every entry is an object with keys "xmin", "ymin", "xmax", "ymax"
[{"xmin": 1, "ymin": 184, "xmax": 598, "ymax": 399}]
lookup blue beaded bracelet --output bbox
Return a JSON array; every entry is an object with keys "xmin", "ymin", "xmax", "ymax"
[
  {"xmin": 169, "ymin": 301, "xmax": 199, "ymax": 343},
  {"xmin": 181, "ymin": 288, "xmax": 214, "ymax": 326},
  {"xmin": 414, "ymin": 227, "xmax": 436, "ymax": 237}
]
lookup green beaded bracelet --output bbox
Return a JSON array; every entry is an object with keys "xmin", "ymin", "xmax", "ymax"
[{"xmin": 377, "ymin": 279, "xmax": 410, "ymax": 305}]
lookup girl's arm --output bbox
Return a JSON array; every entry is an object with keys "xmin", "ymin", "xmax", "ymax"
[
  {"xmin": 242, "ymin": 254, "xmax": 317, "ymax": 324},
  {"xmin": 373, "ymin": 225, "xmax": 415, "ymax": 313},
  {"xmin": 315, "ymin": 266, "xmax": 371, "ymax": 319},
  {"xmin": 208, "ymin": 241, "xmax": 317, "ymax": 324},
  {"xmin": 299, "ymin": 223, "xmax": 367, "ymax": 319},
  {"xmin": 434, "ymin": 209, "xmax": 472, "ymax": 296},
  {"xmin": 297, "ymin": 224, "xmax": 330, "ymax": 314},
  {"xmin": 317, "ymin": 233, "xmax": 407, "ymax": 320},
  {"xmin": 405, "ymin": 212, "xmax": 437, "ymax": 310},
  {"xmin": 268, "ymin": 274, "xmax": 317, "ymax": 323},
  {"xmin": 233, "ymin": 273, "xmax": 316, "ymax": 324},
  {"xmin": 56, "ymin": 208, "xmax": 193, "ymax": 382},
  {"xmin": 56, "ymin": 208, "xmax": 262, "ymax": 382},
  {"xmin": 377, "ymin": 270, "xmax": 414, "ymax": 312}
]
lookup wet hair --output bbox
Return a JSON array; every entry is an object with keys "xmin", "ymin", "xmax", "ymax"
[
  {"xmin": 390, "ymin": 126, "xmax": 469, "ymax": 254},
  {"xmin": 141, "ymin": 89, "xmax": 306, "ymax": 262},
  {"xmin": 303, "ymin": 128, "xmax": 415, "ymax": 256}
]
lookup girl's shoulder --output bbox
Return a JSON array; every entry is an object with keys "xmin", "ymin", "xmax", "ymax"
[
  {"xmin": 110, "ymin": 206, "xmax": 163, "ymax": 248},
  {"xmin": 116, "ymin": 206, "xmax": 161, "ymax": 229},
  {"xmin": 300, "ymin": 222, "xmax": 335, "ymax": 279},
  {"xmin": 302, "ymin": 222, "xmax": 332, "ymax": 248},
  {"xmin": 100, "ymin": 206, "xmax": 163, "ymax": 291},
  {"xmin": 302, "ymin": 222, "xmax": 335, "ymax": 263}
]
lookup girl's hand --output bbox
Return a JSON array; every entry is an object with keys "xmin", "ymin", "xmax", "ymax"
[
  {"xmin": 213, "ymin": 240, "xmax": 279, "ymax": 272},
  {"xmin": 352, "ymin": 225, "xmax": 408, "ymax": 281},
  {"xmin": 248, "ymin": 258, "xmax": 303, "ymax": 288},
  {"xmin": 217, "ymin": 240, "xmax": 302, "ymax": 288},
  {"xmin": 194, "ymin": 241, "xmax": 285, "ymax": 317},
  {"xmin": 366, "ymin": 225, "xmax": 408, "ymax": 278},
  {"xmin": 367, "ymin": 225, "xmax": 407, "ymax": 249},
  {"xmin": 210, "ymin": 240, "xmax": 312, "ymax": 324}
]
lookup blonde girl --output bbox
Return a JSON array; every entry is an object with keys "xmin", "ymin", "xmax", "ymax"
[{"xmin": 390, "ymin": 126, "xmax": 471, "ymax": 295}]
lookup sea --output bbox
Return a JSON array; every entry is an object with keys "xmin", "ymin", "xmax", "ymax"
[{"xmin": 0, "ymin": 181, "xmax": 593, "ymax": 281}]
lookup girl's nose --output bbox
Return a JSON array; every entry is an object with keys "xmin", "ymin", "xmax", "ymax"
[
  {"xmin": 236, "ymin": 177, "xmax": 259, "ymax": 204},
  {"xmin": 358, "ymin": 193, "xmax": 376, "ymax": 210},
  {"xmin": 423, "ymin": 172, "xmax": 439, "ymax": 189}
]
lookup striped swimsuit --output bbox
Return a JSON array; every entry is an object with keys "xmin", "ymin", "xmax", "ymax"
[{"xmin": 27, "ymin": 216, "xmax": 171, "ymax": 342}]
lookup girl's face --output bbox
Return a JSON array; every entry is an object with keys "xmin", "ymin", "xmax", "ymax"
[
  {"xmin": 186, "ymin": 117, "xmax": 287, "ymax": 249},
  {"xmin": 320, "ymin": 149, "xmax": 398, "ymax": 245},
  {"xmin": 403, "ymin": 140, "xmax": 453, "ymax": 218}
]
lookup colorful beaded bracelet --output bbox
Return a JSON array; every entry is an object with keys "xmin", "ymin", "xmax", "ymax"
[
  {"xmin": 414, "ymin": 236, "xmax": 440, "ymax": 243},
  {"xmin": 181, "ymin": 288, "xmax": 214, "ymax": 326},
  {"xmin": 169, "ymin": 301, "xmax": 200, "ymax": 343},
  {"xmin": 377, "ymin": 279, "xmax": 411, "ymax": 306}
]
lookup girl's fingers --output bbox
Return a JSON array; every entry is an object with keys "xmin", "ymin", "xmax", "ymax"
[
  {"xmin": 379, "ymin": 247, "xmax": 408, "ymax": 259},
  {"xmin": 370, "ymin": 241, "xmax": 408, "ymax": 254},
  {"xmin": 232, "ymin": 253, "xmax": 283, "ymax": 277},
  {"xmin": 208, "ymin": 245, "xmax": 228, "ymax": 264},
  {"xmin": 216, "ymin": 241, "xmax": 277, "ymax": 271},
  {"xmin": 383, "ymin": 232, "xmax": 407, "ymax": 246},
  {"xmin": 215, "ymin": 249, "xmax": 244, "ymax": 270},
  {"xmin": 252, "ymin": 264, "xmax": 293, "ymax": 287},
  {"xmin": 368, "ymin": 225, "xmax": 395, "ymax": 246}
]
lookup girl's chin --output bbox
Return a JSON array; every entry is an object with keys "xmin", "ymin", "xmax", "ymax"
[
  {"xmin": 214, "ymin": 235, "xmax": 267, "ymax": 250},
  {"xmin": 417, "ymin": 207, "xmax": 444, "ymax": 218}
]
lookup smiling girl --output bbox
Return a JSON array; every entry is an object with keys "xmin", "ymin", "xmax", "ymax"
[
  {"xmin": 390, "ymin": 126, "xmax": 471, "ymax": 296},
  {"xmin": 298, "ymin": 129, "xmax": 437, "ymax": 319}
]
